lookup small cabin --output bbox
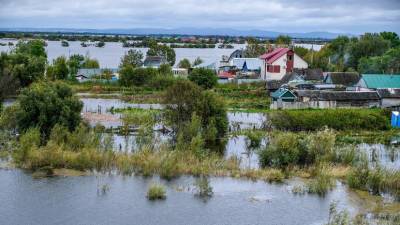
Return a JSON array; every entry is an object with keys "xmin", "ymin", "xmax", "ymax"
[{"xmin": 271, "ymin": 88, "xmax": 297, "ymax": 102}]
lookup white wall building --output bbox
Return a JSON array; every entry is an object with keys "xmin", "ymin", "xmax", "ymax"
[{"xmin": 260, "ymin": 48, "xmax": 308, "ymax": 81}]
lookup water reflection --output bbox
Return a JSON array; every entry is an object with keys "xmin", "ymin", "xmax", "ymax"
[
  {"xmin": 357, "ymin": 143, "xmax": 400, "ymax": 170},
  {"xmin": 0, "ymin": 170, "xmax": 357, "ymax": 225}
]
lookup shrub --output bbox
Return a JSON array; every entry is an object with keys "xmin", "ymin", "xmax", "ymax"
[
  {"xmin": 16, "ymin": 81, "xmax": 83, "ymax": 141},
  {"xmin": 188, "ymin": 68, "xmax": 217, "ymax": 89},
  {"xmin": 259, "ymin": 132, "xmax": 303, "ymax": 168},
  {"xmin": 269, "ymin": 109, "xmax": 390, "ymax": 131},
  {"xmin": 147, "ymin": 183, "xmax": 166, "ymax": 200},
  {"xmin": 306, "ymin": 166, "xmax": 335, "ymax": 196}
]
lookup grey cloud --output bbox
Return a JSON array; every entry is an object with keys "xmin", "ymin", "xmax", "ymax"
[{"xmin": 0, "ymin": 0, "xmax": 399, "ymax": 33}]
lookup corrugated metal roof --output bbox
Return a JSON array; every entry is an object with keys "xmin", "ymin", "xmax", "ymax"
[
  {"xmin": 260, "ymin": 48, "xmax": 290, "ymax": 64},
  {"xmin": 231, "ymin": 58, "xmax": 262, "ymax": 71},
  {"xmin": 361, "ymin": 74, "xmax": 400, "ymax": 89}
]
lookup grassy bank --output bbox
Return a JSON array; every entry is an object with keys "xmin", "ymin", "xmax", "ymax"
[{"xmin": 269, "ymin": 108, "xmax": 391, "ymax": 131}]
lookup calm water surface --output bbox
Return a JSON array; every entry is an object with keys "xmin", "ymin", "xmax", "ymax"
[{"xmin": 0, "ymin": 169, "xmax": 357, "ymax": 225}]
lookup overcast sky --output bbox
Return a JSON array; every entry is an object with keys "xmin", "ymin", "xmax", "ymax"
[{"xmin": 0, "ymin": 0, "xmax": 399, "ymax": 34}]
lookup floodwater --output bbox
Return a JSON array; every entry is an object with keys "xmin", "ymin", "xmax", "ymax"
[
  {"xmin": 0, "ymin": 40, "xmax": 242, "ymax": 68},
  {"xmin": 358, "ymin": 143, "xmax": 400, "ymax": 170},
  {"xmin": 0, "ymin": 40, "xmax": 324, "ymax": 68},
  {"xmin": 0, "ymin": 169, "xmax": 358, "ymax": 225}
]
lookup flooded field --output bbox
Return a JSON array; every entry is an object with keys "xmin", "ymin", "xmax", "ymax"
[{"xmin": 0, "ymin": 169, "xmax": 358, "ymax": 225}]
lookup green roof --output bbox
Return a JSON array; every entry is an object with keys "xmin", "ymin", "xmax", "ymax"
[{"xmin": 361, "ymin": 74, "xmax": 400, "ymax": 89}]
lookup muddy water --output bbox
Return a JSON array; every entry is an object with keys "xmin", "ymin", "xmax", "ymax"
[{"xmin": 0, "ymin": 169, "xmax": 358, "ymax": 225}]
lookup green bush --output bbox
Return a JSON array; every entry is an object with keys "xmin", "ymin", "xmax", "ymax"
[
  {"xmin": 147, "ymin": 184, "xmax": 166, "ymax": 200},
  {"xmin": 269, "ymin": 109, "xmax": 390, "ymax": 131},
  {"xmin": 188, "ymin": 68, "xmax": 217, "ymax": 89}
]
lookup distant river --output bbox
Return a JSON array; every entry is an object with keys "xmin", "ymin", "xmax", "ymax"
[{"xmin": 0, "ymin": 39, "xmax": 323, "ymax": 68}]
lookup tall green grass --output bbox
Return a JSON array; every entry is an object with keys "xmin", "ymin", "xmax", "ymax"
[{"xmin": 269, "ymin": 109, "xmax": 390, "ymax": 131}]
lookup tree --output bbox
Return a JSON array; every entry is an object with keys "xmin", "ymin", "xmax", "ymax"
[
  {"xmin": 9, "ymin": 53, "xmax": 46, "ymax": 87},
  {"xmin": 244, "ymin": 38, "xmax": 266, "ymax": 57},
  {"xmin": 358, "ymin": 47, "xmax": 400, "ymax": 74},
  {"xmin": 275, "ymin": 35, "xmax": 292, "ymax": 46},
  {"xmin": 164, "ymin": 80, "xmax": 228, "ymax": 150},
  {"xmin": 68, "ymin": 54, "xmax": 85, "ymax": 76},
  {"xmin": 49, "ymin": 56, "xmax": 69, "ymax": 80},
  {"xmin": 188, "ymin": 68, "xmax": 217, "ymax": 89},
  {"xmin": 120, "ymin": 49, "xmax": 143, "ymax": 68},
  {"xmin": 294, "ymin": 46, "xmax": 309, "ymax": 58},
  {"xmin": 158, "ymin": 64, "xmax": 172, "ymax": 75},
  {"xmin": 119, "ymin": 66, "xmax": 157, "ymax": 86},
  {"xmin": 147, "ymin": 44, "xmax": 176, "ymax": 66},
  {"xmin": 14, "ymin": 40, "xmax": 47, "ymax": 58},
  {"xmin": 16, "ymin": 81, "xmax": 83, "ymax": 140},
  {"xmin": 193, "ymin": 57, "xmax": 203, "ymax": 67},
  {"xmin": 348, "ymin": 33, "xmax": 390, "ymax": 69},
  {"xmin": 380, "ymin": 32, "xmax": 400, "ymax": 48},
  {"xmin": 178, "ymin": 58, "xmax": 191, "ymax": 69}
]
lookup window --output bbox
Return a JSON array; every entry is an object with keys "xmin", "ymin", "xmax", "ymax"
[
  {"xmin": 267, "ymin": 65, "xmax": 273, "ymax": 73},
  {"xmin": 273, "ymin": 65, "xmax": 280, "ymax": 73},
  {"xmin": 288, "ymin": 55, "xmax": 293, "ymax": 61}
]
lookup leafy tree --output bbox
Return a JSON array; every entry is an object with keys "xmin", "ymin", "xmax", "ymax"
[
  {"xmin": 178, "ymin": 58, "xmax": 191, "ymax": 69},
  {"xmin": 358, "ymin": 47, "xmax": 400, "ymax": 74},
  {"xmin": 244, "ymin": 38, "xmax": 266, "ymax": 57},
  {"xmin": 380, "ymin": 31, "xmax": 400, "ymax": 48},
  {"xmin": 158, "ymin": 64, "xmax": 172, "ymax": 75},
  {"xmin": 48, "ymin": 56, "xmax": 69, "ymax": 80},
  {"xmin": 120, "ymin": 49, "xmax": 143, "ymax": 68},
  {"xmin": 275, "ymin": 35, "xmax": 292, "ymax": 45},
  {"xmin": 188, "ymin": 68, "xmax": 217, "ymax": 89},
  {"xmin": 119, "ymin": 66, "xmax": 157, "ymax": 86},
  {"xmin": 164, "ymin": 80, "xmax": 227, "ymax": 151},
  {"xmin": 68, "ymin": 54, "xmax": 85, "ymax": 75},
  {"xmin": 294, "ymin": 46, "xmax": 309, "ymax": 58},
  {"xmin": 9, "ymin": 53, "xmax": 46, "ymax": 87},
  {"xmin": 14, "ymin": 40, "xmax": 47, "ymax": 58},
  {"xmin": 16, "ymin": 81, "xmax": 83, "ymax": 140},
  {"xmin": 147, "ymin": 44, "xmax": 176, "ymax": 66},
  {"xmin": 193, "ymin": 57, "xmax": 203, "ymax": 67},
  {"xmin": 348, "ymin": 33, "xmax": 390, "ymax": 69}
]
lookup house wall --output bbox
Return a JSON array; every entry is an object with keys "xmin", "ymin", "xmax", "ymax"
[
  {"xmin": 294, "ymin": 54, "xmax": 308, "ymax": 69},
  {"xmin": 262, "ymin": 53, "xmax": 308, "ymax": 81},
  {"xmin": 381, "ymin": 99, "xmax": 400, "ymax": 108}
]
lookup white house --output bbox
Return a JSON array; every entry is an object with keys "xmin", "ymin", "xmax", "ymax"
[{"xmin": 260, "ymin": 48, "xmax": 308, "ymax": 81}]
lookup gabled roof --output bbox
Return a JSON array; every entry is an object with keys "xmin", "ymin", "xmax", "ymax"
[
  {"xmin": 325, "ymin": 72, "xmax": 360, "ymax": 86},
  {"xmin": 260, "ymin": 48, "xmax": 291, "ymax": 64},
  {"xmin": 271, "ymin": 88, "xmax": 296, "ymax": 99},
  {"xmin": 293, "ymin": 68, "xmax": 324, "ymax": 81},
  {"xmin": 361, "ymin": 74, "xmax": 400, "ymax": 89}
]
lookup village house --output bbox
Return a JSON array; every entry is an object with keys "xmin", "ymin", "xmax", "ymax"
[
  {"xmin": 143, "ymin": 56, "xmax": 168, "ymax": 68},
  {"xmin": 260, "ymin": 48, "xmax": 308, "ymax": 81},
  {"xmin": 357, "ymin": 74, "xmax": 400, "ymax": 89},
  {"xmin": 266, "ymin": 68, "xmax": 323, "ymax": 92},
  {"xmin": 323, "ymin": 72, "xmax": 360, "ymax": 87},
  {"xmin": 230, "ymin": 58, "xmax": 262, "ymax": 78},
  {"xmin": 377, "ymin": 89, "xmax": 400, "ymax": 108},
  {"xmin": 270, "ymin": 89, "xmax": 381, "ymax": 109}
]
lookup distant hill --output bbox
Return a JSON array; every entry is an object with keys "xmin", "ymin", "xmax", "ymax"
[{"xmin": 0, "ymin": 27, "xmax": 354, "ymax": 39}]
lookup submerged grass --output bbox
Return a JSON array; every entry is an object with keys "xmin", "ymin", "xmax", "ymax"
[{"xmin": 147, "ymin": 183, "xmax": 166, "ymax": 200}]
